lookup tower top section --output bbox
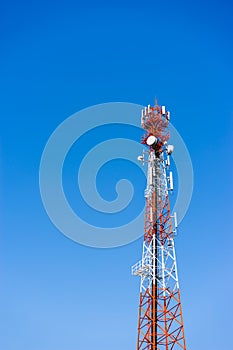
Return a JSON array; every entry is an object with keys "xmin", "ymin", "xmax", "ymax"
[{"xmin": 141, "ymin": 100, "xmax": 170, "ymax": 143}]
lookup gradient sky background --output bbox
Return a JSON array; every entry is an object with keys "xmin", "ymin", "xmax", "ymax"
[{"xmin": 1, "ymin": 0, "xmax": 233, "ymax": 349}]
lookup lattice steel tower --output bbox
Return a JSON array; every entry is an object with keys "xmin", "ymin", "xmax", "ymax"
[{"xmin": 132, "ymin": 101, "xmax": 186, "ymax": 350}]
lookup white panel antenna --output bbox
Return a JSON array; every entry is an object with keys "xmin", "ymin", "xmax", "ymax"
[
  {"xmin": 174, "ymin": 212, "xmax": 178, "ymax": 228},
  {"xmin": 169, "ymin": 171, "xmax": 174, "ymax": 191}
]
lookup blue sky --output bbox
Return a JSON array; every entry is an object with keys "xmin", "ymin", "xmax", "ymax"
[{"xmin": 1, "ymin": 0, "xmax": 233, "ymax": 349}]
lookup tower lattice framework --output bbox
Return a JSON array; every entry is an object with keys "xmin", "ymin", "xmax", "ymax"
[{"xmin": 132, "ymin": 102, "xmax": 187, "ymax": 350}]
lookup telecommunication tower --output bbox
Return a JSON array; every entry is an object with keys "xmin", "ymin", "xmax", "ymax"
[{"xmin": 132, "ymin": 101, "xmax": 186, "ymax": 350}]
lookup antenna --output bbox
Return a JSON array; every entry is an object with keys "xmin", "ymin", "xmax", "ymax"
[
  {"xmin": 169, "ymin": 171, "xmax": 174, "ymax": 191},
  {"xmin": 174, "ymin": 211, "xmax": 178, "ymax": 228}
]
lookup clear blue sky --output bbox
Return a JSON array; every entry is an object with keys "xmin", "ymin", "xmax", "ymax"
[{"xmin": 1, "ymin": 0, "xmax": 233, "ymax": 349}]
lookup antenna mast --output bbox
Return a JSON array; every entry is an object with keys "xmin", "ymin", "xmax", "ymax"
[{"xmin": 132, "ymin": 101, "xmax": 187, "ymax": 350}]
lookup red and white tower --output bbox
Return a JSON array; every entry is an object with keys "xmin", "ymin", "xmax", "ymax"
[{"xmin": 132, "ymin": 101, "xmax": 187, "ymax": 350}]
